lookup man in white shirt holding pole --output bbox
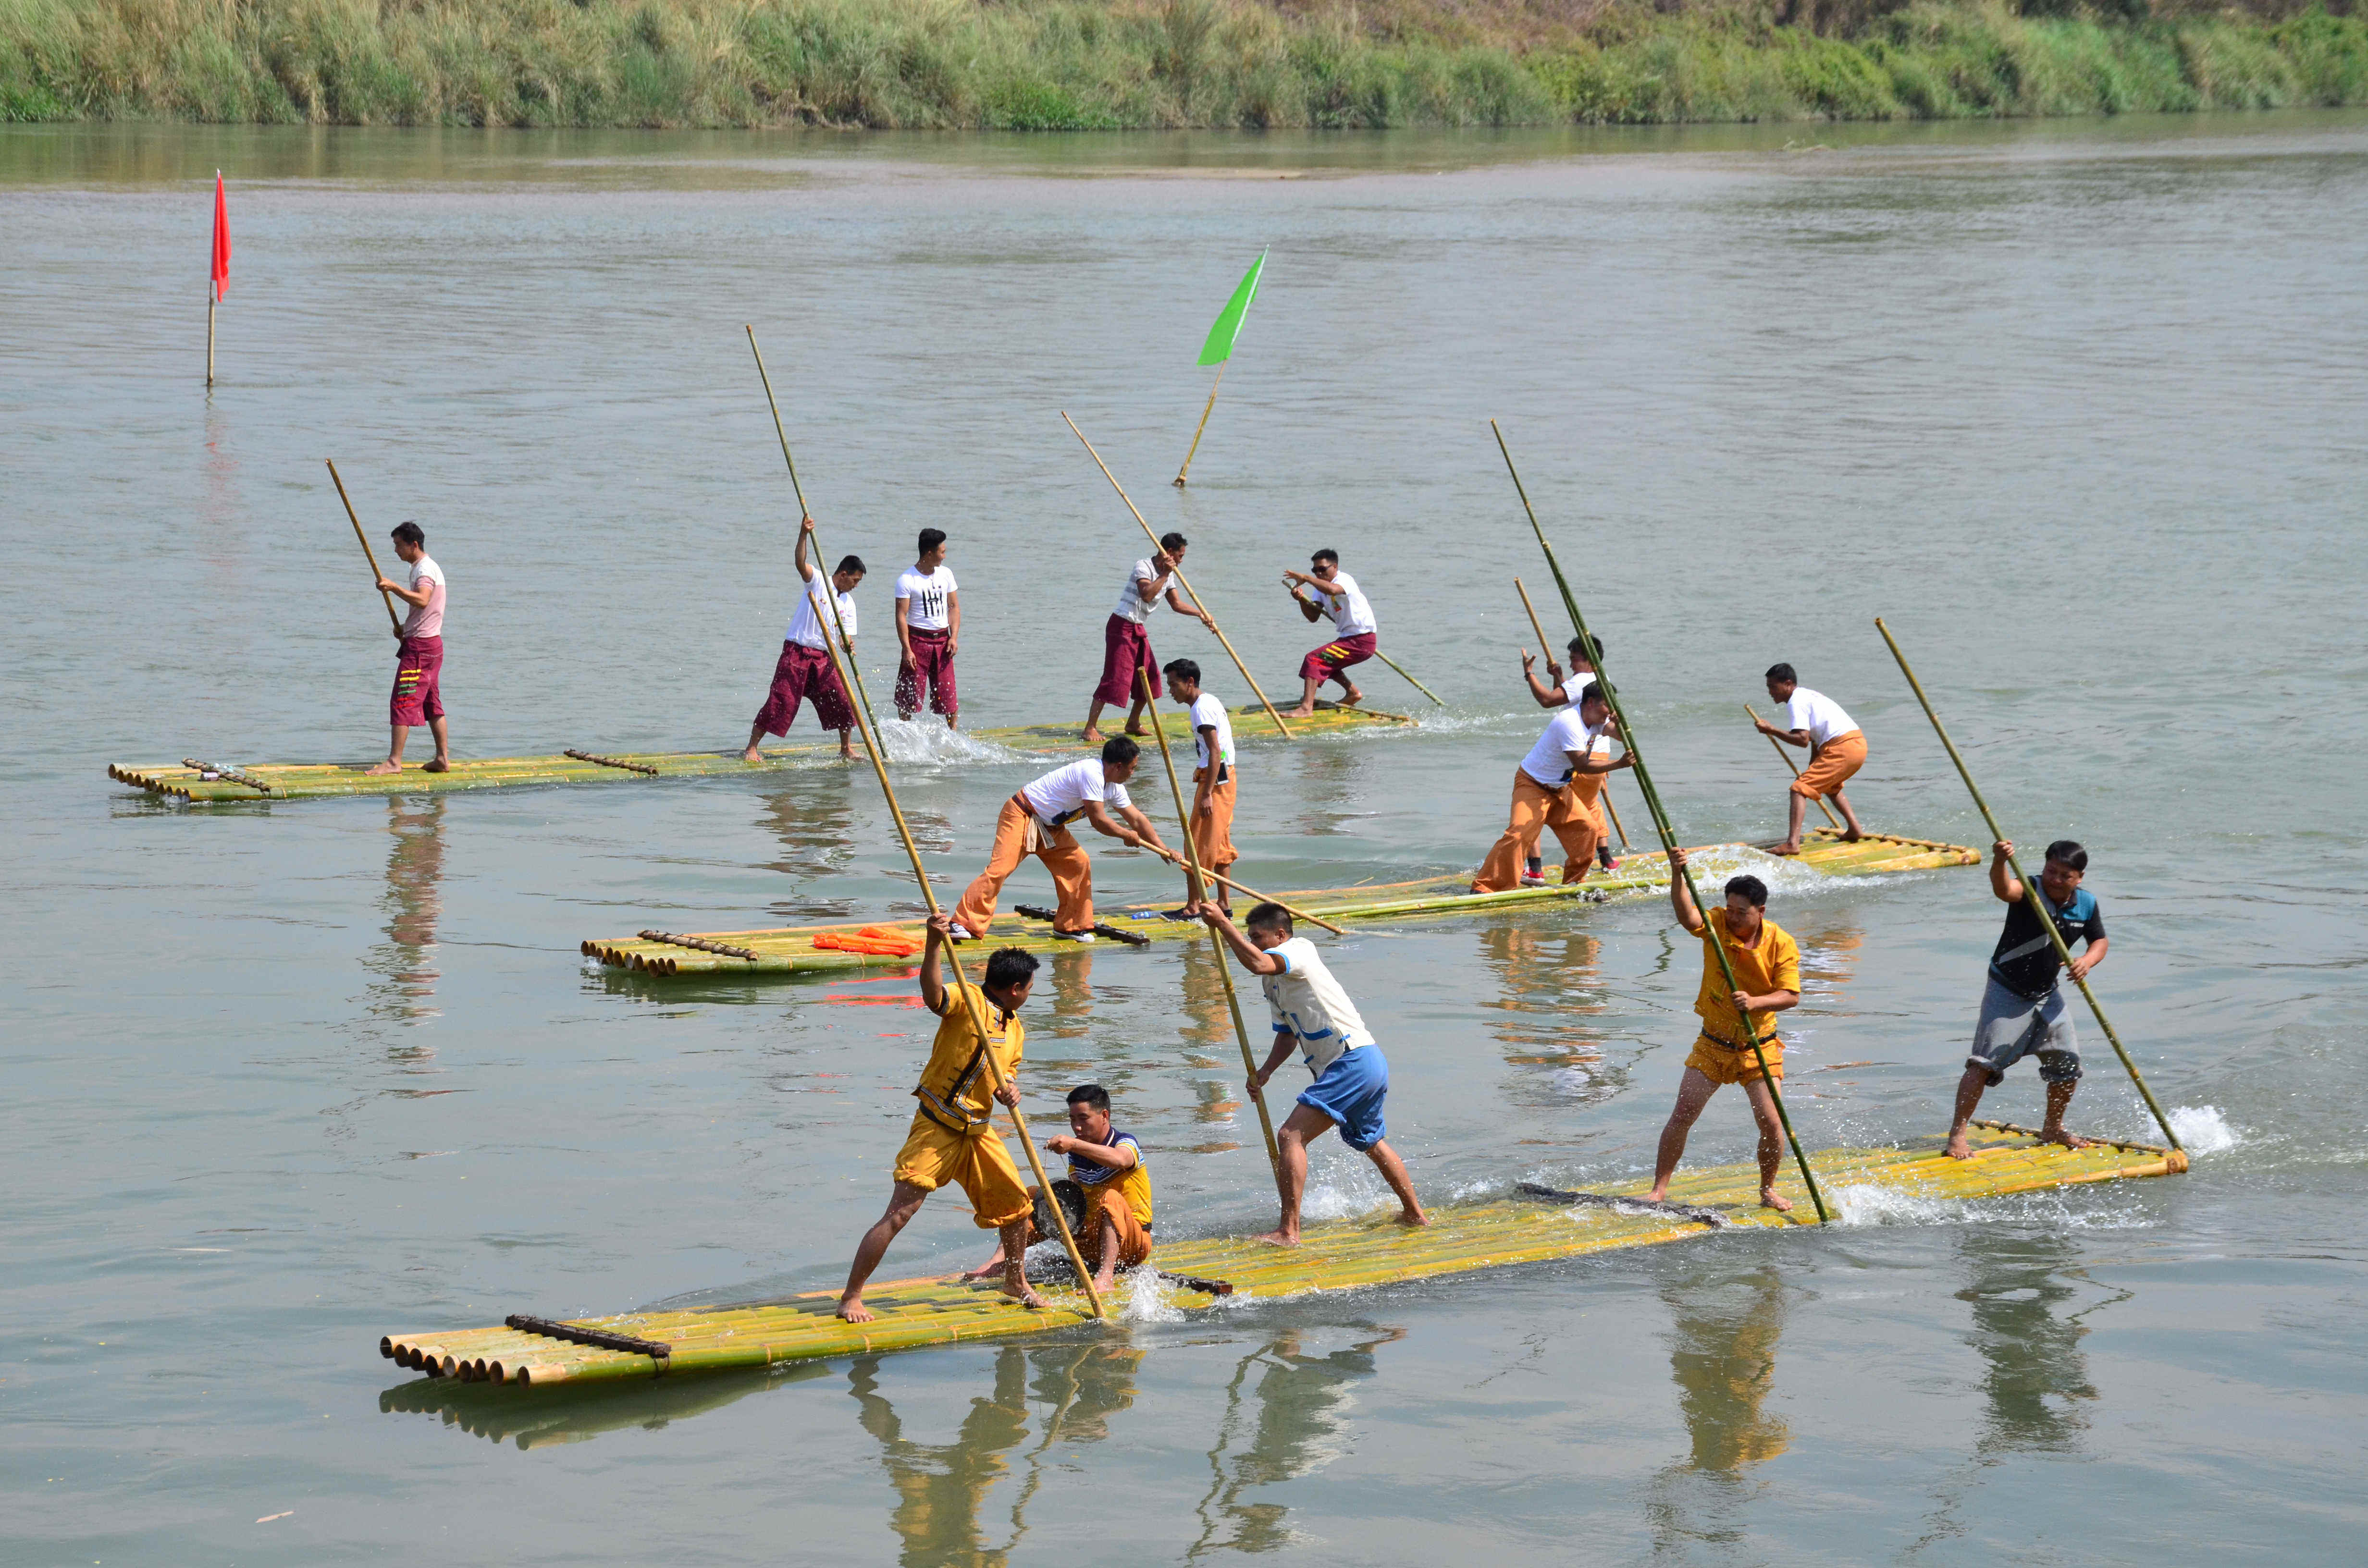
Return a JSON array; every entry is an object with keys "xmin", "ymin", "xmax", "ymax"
[
  {"xmin": 1753, "ymin": 662, "xmax": 1869, "ymax": 855},
  {"xmin": 1281, "ymin": 548, "xmax": 1379, "ymax": 717}
]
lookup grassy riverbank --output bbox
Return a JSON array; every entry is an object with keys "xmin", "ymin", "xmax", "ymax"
[{"xmin": 3, "ymin": 0, "xmax": 2365, "ymax": 129}]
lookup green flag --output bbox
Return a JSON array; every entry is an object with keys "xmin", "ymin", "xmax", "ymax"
[{"xmin": 1196, "ymin": 250, "xmax": 1266, "ymax": 368}]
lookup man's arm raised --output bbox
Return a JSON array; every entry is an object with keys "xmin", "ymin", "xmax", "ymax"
[{"xmin": 1667, "ymin": 845, "xmax": 1706, "ymax": 934}]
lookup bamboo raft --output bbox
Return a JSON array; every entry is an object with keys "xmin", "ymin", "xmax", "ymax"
[
  {"xmin": 106, "ymin": 703, "xmax": 1405, "ymax": 803},
  {"xmin": 585, "ymin": 828, "xmax": 1979, "ymax": 977},
  {"xmin": 379, "ymin": 1123, "xmax": 2185, "ymax": 1389}
]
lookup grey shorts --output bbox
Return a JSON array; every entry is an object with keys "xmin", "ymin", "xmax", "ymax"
[{"xmin": 1969, "ymin": 974, "xmax": 2080, "ymax": 1086}]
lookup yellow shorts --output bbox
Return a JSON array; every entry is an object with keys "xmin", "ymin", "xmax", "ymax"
[
  {"xmin": 1684, "ymin": 1032, "xmax": 1785, "ymax": 1087},
  {"xmin": 891, "ymin": 1112, "xmax": 1032, "ymax": 1229}
]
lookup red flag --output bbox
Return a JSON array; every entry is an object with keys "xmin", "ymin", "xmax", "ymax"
[{"xmin": 210, "ymin": 171, "xmax": 230, "ymax": 302}]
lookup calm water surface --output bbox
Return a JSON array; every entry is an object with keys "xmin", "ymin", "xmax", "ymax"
[{"xmin": 3, "ymin": 116, "xmax": 2365, "ymax": 1565}]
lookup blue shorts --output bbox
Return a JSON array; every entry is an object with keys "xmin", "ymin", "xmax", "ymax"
[{"xmin": 1297, "ymin": 1044, "xmax": 1389, "ymax": 1152}]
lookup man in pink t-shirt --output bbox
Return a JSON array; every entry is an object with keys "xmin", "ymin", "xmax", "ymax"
[{"xmin": 369, "ymin": 521, "xmax": 450, "ymax": 775}]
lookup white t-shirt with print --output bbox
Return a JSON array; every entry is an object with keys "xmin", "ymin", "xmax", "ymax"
[
  {"xmin": 1261, "ymin": 936, "xmax": 1374, "ymax": 1075},
  {"xmin": 1785, "ymin": 686, "xmax": 1858, "ymax": 746},
  {"xmin": 1297, "ymin": 572, "xmax": 1376, "ymax": 637},
  {"xmin": 1111, "ymin": 559, "xmax": 1173, "ymax": 625},
  {"xmin": 784, "ymin": 572, "xmax": 857, "ymax": 651},
  {"xmin": 1021, "ymin": 759, "xmax": 1133, "ymax": 828},
  {"xmin": 1189, "ymin": 691, "xmax": 1235, "ymax": 772},
  {"xmin": 895, "ymin": 565, "xmax": 957, "ymax": 630},
  {"xmin": 1519, "ymin": 706, "xmax": 1601, "ymax": 790}
]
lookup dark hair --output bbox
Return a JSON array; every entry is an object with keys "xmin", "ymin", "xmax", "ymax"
[
  {"xmin": 390, "ymin": 521, "xmax": 425, "ymax": 548},
  {"xmin": 1311, "ymin": 548, "xmax": 1340, "ymax": 566},
  {"xmin": 2044, "ymin": 839, "xmax": 2088, "ymax": 872},
  {"xmin": 1245, "ymin": 901, "xmax": 1293, "ymax": 935},
  {"xmin": 1567, "ymin": 634, "xmax": 1604, "ymax": 662},
  {"xmin": 917, "ymin": 528, "xmax": 947, "ymax": 556},
  {"xmin": 984, "ymin": 947, "xmax": 1040, "ymax": 992},
  {"xmin": 1159, "ymin": 531, "xmax": 1187, "ymax": 554},
  {"xmin": 1580, "ymin": 682, "xmax": 1614, "ymax": 709},
  {"xmin": 835, "ymin": 554, "xmax": 866, "ymax": 576},
  {"xmin": 1066, "ymin": 1082, "xmax": 1111, "ymax": 1112},
  {"xmin": 1099, "ymin": 736, "xmax": 1139, "ymax": 767},
  {"xmin": 1163, "ymin": 658, "xmax": 1202, "ymax": 686},
  {"xmin": 1765, "ymin": 663, "xmax": 1797, "ymax": 685},
  {"xmin": 1725, "ymin": 874, "xmax": 1770, "ymax": 907}
]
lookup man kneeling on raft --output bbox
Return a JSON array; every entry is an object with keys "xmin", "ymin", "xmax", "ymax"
[
  {"xmin": 1646, "ymin": 849, "xmax": 1802, "ymax": 1213},
  {"xmin": 963, "ymin": 1082, "xmax": 1153, "ymax": 1297},
  {"xmin": 1199, "ymin": 902, "xmax": 1426, "ymax": 1246},
  {"xmin": 839, "ymin": 917, "xmax": 1043, "ymax": 1323}
]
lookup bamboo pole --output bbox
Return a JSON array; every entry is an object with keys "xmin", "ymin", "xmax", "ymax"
[
  {"xmin": 326, "ymin": 459, "xmax": 403, "ymax": 633},
  {"xmin": 1144, "ymin": 855, "xmax": 1345, "ymax": 937},
  {"xmin": 1515, "ymin": 576, "xmax": 1629, "ymax": 850},
  {"xmin": 1873, "ymin": 616, "xmax": 2183, "ymax": 1153},
  {"xmin": 1172, "ymin": 361, "xmax": 1226, "ymax": 487},
  {"xmin": 1746, "ymin": 702, "xmax": 1844, "ymax": 830},
  {"xmin": 1370, "ymin": 648, "xmax": 1445, "ymax": 708},
  {"xmin": 1061, "ymin": 412, "xmax": 1295, "ymax": 740},
  {"xmin": 1493, "ymin": 419, "xmax": 1829, "ymax": 1222},
  {"xmin": 1135, "ymin": 667, "xmax": 1285, "ymax": 1182}
]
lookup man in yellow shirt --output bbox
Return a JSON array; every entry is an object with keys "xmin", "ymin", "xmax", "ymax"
[
  {"xmin": 839, "ymin": 916, "xmax": 1043, "ymax": 1323},
  {"xmin": 963, "ymin": 1082, "xmax": 1152, "ymax": 1297},
  {"xmin": 1645, "ymin": 848, "xmax": 1802, "ymax": 1213}
]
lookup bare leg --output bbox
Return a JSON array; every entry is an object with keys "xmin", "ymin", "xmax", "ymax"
[
  {"xmin": 1363, "ymin": 1139, "xmax": 1427, "ymax": 1227},
  {"xmin": 423, "ymin": 715, "xmax": 450, "ymax": 771},
  {"xmin": 1741, "ymin": 1076, "xmax": 1796, "ymax": 1212},
  {"xmin": 742, "ymin": 721, "xmax": 769, "ymax": 763},
  {"xmin": 1645, "ymin": 1067, "xmax": 1719, "ymax": 1202},
  {"xmin": 1832, "ymin": 785, "xmax": 1865, "ymax": 841},
  {"xmin": 368, "ymin": 725, "xmax": 409, "ymax": 775},
  {"xmin": 1089, "ymin": 1213, "xmax": 1121, "ymax": 1295},
  {"xmin": 835, "ymin": 725, "xmax": 855, "ymax": 760},
  {"xmin": 1943, "ymin": 1065, "xmax": 1990, "ymax": 1159},
  {"xmin": 1256, "ymin": 1104, "xmax": 1331, "ymax": 1246},
  {"xmin": 1334, "ymin": 670, "xmax": 1364, "ymax": 706},
  {"xmin": 2039, "ymin": 1078, "xmax": 2092, "ymax": 1149},
  {"xmin": 1285, "ymin": 675, "xmax": 1321, "ymax": 719},
  {"xmin": 1773, "ymin": 791, "xmax": 1806, "ymax": 855},
  {"xmin": 996, "ymin": 1216, "xmax": 1044, "ymax": 1309},
  {"xmin": 1081, "ymin": 699, "xmax": 1109, "ymax": 742},
  {"xmin": 1123, "ymin": 695, "xmax": 1150, "ymax": 735},
  {"xmin": 839, "ymin": 1181, "xmax": 931, "ymax": 1323}
]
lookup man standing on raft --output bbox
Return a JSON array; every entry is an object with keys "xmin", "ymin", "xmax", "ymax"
[
  {"xmin": 950, "ymin": 739, "xmax": 1170, "ymax": 943},
  {"xmin": 1281, "ymin": 549, "xmax": 1377, "ymax": 718},
  {"xmin": 1471, "ymin": 684, "xmax": 1632, "ymax": 893},
  {"xmin": 1164, "ymin": 658, "xmax": 1238, "ymax": 916},
  {"xmin": 1520, "ymin": 635, "xmax": 1620, "ymax": 876},
  {"xmin": 1944, "ymin": 839, "xmax": 2107, "ymax": 1158},
  {"xmin": 1645, "ymin": 848, "xmax": 1801, "ymax": 1213},
  {"xmin": 744, "ymin": 515, "xmax": 863, "ymax": 762},
  {"xmin": 840, "ymin": 918, "xmax": 1043, "ymax": 1323},
  {"xmin": 1198, "ymin": 902, "xmax": 1426, "ymax": 1246},
  {"xmin": 1755, "ymin": 662, "xmax": 1868, "ymax": 855},
  {"xmin": 369, "ymin": 521, "xmax": 449, "ymax": 775},
  {"xmin": 962, "ymin": 1081, "xmax": 1153, "ymax": 1298},
  {"xmin": 893, "ymin": 527, "xmax": 959, "ymax": 730},
  {"xmin": 1083, "ymin": 534, "xmax": 1212, "ymax": 743}
]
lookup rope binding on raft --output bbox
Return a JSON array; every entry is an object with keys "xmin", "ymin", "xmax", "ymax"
[
  {"xmin": 565, "ymin": 749, "xmax": 660, "ymax": 775},
  {"xmin": 637, "ymin": 930, "xmax": 758, "ymax": 961},
  {"xmin": 181, "ymin": 758, "xmax": 272, "ymax": 795}
]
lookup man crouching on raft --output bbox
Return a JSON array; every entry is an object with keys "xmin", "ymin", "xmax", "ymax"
[
  {"xmin": 840, "ymin": 917, "xmax": 1043, "ymax": 1323},
  {"xmin": 370, "ymin": 521, "xmax": 449, "ymax": 775},
  {"xmin": 1646, "ymin": 849, "xmax": 1801, "ymax": 1213},
  {"xmin": 961, "ymin": 1082, "xmax": 1152, "ymax": 1298},
  {"xmin": 1199, "ymin": 902, "xmax": 1426, "ymax": 1246},
  {"xmin": 1281, "ymin": 549, "xmax": 1378, "ymax": 717},
  {"xmin": 1944, "ymin": 839, "xmax": 2106, "ymax": 1158}
]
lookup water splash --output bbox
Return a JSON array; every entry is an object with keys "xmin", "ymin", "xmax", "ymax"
[
  {"xmin": 2170, "ymin": 1105, "xmax": 2239, "ymax": 1154},
  {"xmin": 1832, "ymin": 1182, "xmax": 2152, "ymax": 1230},
  {"xmin": 1119, "ymin": 1269, "xmax": 1188, "ymax": 1324},
  {"xmin": 871, "ymin": 719, "xmax": 1023, "ymax": 767}
]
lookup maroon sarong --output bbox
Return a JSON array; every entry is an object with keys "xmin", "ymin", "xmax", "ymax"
[
  {"xmin": 895, "ymin": 627, "xmax": 958, "ymax": 720},
  {"xmin": 1094, "ymin": 614, "xmax": 1159, "ymax": 707},
  {"xmin": 754, "ymin": 640, "xmax": 853, "ymax": 735},
  {"xmin": 391, "ymin": 635, "xmax": 445, "ymax": 726},
  {"xmin": 1299, "ymin": 631, "xmax": 1377, "ymax": 686}
]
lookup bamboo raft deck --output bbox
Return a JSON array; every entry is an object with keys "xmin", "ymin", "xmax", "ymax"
[
  {"xmin": 106, "ymin": 703, "xmax": 1406, "ymax": 803},
  {"xmin": 586, "ymin": 828, "xmax": 1980, "ymax": 977},
  {"xmin": 380, "ymin": 1124, "xmax": 2186, "ymax": 1389}
]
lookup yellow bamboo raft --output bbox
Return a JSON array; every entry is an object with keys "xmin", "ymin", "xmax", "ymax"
[
  {"xmin": 586, "ymin": 828, "xmax": 1979, "ymax": 977},
  {"xmin": 106, "ymin": 704, "xmax": 1405, "ymax": 803},
  {"xmin": 380, "ymin": 1124, "xmax": 2185, "ymax": 1389}
]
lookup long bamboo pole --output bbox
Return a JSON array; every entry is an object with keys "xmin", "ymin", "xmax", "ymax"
[
  {"xmin": 1515, "ymin": 576, "xmax": 1629, "ymax": 851},
  {"xmin": 745, "ymin": 334, "xmax": 1103, "ymax": 1314},
  {"xmin": 1746, "ymin": 702, "xmax": 1844, "ymax": 830},
  {"xmin": 1146, "ymin": 856, "xmax": 1345, "ymax": 937},
  {"xmin": 1135, "ymin": 668, "xmax": 1285, "ymax": 1182},
  {"xmin": 1873, "ymin": 616, "xmax": 2183, "ymax": 1153},
  {"xmin": 1370, "ymin": 648, "xmax": 1445, "ymax": 708},
  {"xmin": 1493, "ymin": 420, "xmax": 1829, "ymax": 1222},
  {"xmin": 326, "ymin": 459, "xmax": 403, "ymax": 633},
  {"xmin": 1062, "ymin": 412, "xmax": 1295, "ymax": 740},
  {"xmin": 1172, "ymin": 361, "xmax": 1227, "ymax": 487}
]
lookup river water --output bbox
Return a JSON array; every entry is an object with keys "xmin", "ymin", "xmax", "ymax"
[{"xmin": 4, "ymin": 114, "xmax": 2365, "ymax": 1564}]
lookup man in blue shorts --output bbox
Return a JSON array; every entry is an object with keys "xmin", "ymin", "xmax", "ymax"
[
  {"xmin": 1200, "ymin": 902, "xmax": 1427, "ymax": 1246},
  {"xmin": 1944, "ymin": 838, "xmax": 2109, "ymax": 1158}
]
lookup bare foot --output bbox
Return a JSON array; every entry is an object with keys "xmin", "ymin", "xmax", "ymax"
[
  {"xmin": 1000, "ymin": 1279, "xmax": 1047, "ymax": 1310},
  {"xmin": 1281, "ymin": 707, "xmax": 1317, "ymax": 720},
  {"xmin": 1643, "ymin": 1187, "xmax": 1669, "ymax": 1204},
  {"xmin": 1123, "ymin": 724, "xmax": 1148, "ymax": 737},
  {"xmin": 1759, "ymin": 1188, "xmax": 1795, "ymax": 1213},
  {"xmin": 1841, "ymin": 828, "xmax": 1864, "ymax": 842},
  {"xmin": 1252, "ymin": 1227, "xmax": 1300, "ymax": 1248},
  {"xmin": 1080, "ymin": 727, "xmax": 1104, "ymax": 743},
  {"xmin": 839, "ymin": 746, "xmax": 856, "ymax": 760},
  {"xmin": 365, "ymin": 760, "xmax": 401, "ymax": 776},
  {"xmin": 1341, "ymin": 685, "xmax": 1364, "ymax": 706},
  {"xmin": 2039, "ymin": 1126, "xmax": 2094, "ymax": 1150},
  {"xmin": 1090, "ymin": 1272, "xmax": 1119, "ymax": 1297},
  {"xmin": 740, "ymin": 747, "xmax": 764, "ymax": 763},
  {"xmin": 1942, "ymin": 1135, "xmax": 1975, "ymax": 1160},
  {"xmin": 422, "ymin": 758, "xmax": 449, "ymax": 773},
  {"xmin": 1769, "ymin": 841, "xmax": 1803, "ymax": 857},
  {"xmin": 837, "ymin": 1296, "xmax": 875, "ymax": 1324},
  {"xmin": 1395, "ymin": 1206, "xmax": 1429, "ymax": 1228}
]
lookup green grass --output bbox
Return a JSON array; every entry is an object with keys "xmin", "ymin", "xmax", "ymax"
[{"xmin": 1, "ymin": 0, "xmax": 2363, "ymax": 129}]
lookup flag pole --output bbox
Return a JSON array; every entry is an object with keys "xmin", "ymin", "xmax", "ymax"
[
  {"xmin": 1515, "ymin": 576, "xmax": 1629, "ymax": 850},
  {"xmin": 1173, "ymin": 362, "xmax": 1226, "ymax": 488},
  {"xmin": 206, "ymin": 287, "xmax": 216, "ymax": 389},
  {"xmin": 1062, "ymin": 412, "xmax": 1296, "ymax": 741}
]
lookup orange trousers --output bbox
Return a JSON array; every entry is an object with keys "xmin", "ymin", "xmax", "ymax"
[
  {"xmin": 954, "ymin": 796, "xmax": 1094, "ymax": 935},
  {"xmin": 1191, "ymin": 768, "xmax": 1238, "ymax": 880},
  {"xmin": 1475, "ymin": 769, "xmax": 1601, "ymax": 892},
  {"xmin": 1791, "ymin": 730, "xmax": 1865, "ymax": 799},
  {"xmin": 1027, "ymin": 1182, "xmax": 1152, "ymax": 1273}
]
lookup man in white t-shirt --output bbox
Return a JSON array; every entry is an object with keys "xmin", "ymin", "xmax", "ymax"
[
  {"xmin": 1281, "ymin": 549, "xmax": 1379, "ymax": 717},
  {"xmin": 892, "ymin": 528, "xmax": 960, "ymax": 730},
  {"xmin": 1471, "ymin": 685, "xmax": 1634, "ymax": 893},
  {"xmin": 1161, "ymin": 658, "xmax": 1238, "ymax": 913},
  {"xmin": 1084, "ymin": 531, "xmax": 1214, "ymax": 743},
  {"xmin": 369, "ymin": 520, "xmax": 451, "ymax": 775},
  {"xmin": 743, "ymin": 515, "xmax": 864, "ymax": 762},
  {"xmin": 1753, "ymin": 662, "xmax": 1868, "ymax": 855},
  {"xmin": 951, "ymin": 738, "xmax": 1170, "ymax": 941},
  {"xmin": 1520, "ymin": 633, "xmax": 1620, "ymax": 875},
  {"xmin": 1199, "ymin": 902, "xmax": 1427, "ymax": 1246}
]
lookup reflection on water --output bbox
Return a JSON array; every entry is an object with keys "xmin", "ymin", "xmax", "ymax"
[
  {"xmin": 758, "ymin": 778, "xmax": 858, "ymax": 921},
  {"xmin": 1190, "ymin": 1324, "xmax": 1406, "ymax": 1557},
  {"xmin": 376, "ymin": 1362, "xmax": 820, "ymax": 1448},
  {"xmin": 1476, "ymin": 923, "xmax": 1627, "ymax": 1108},
  {"xmin": 1643, "ymin": 1266, "xmax": 1790, "ymax": 1556},
  {"xmin": 1178, "ymin": 939, "xmax": 1247, "ymax": 1139},
  {"xmin": 363, "ymin": 796, "xmax": 444, "ymax": 1031},
  {"xmin": 1288, "ymin": 747, "xmax": 1373, "ymax": 839},
  {"xmin": 1044, "ymin": 945, "xmax": 1097, "ymax": 1040},
  {"xmin": 1957, "ymin": 1229, "xmax": 2098, "ymax": 1456}
]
